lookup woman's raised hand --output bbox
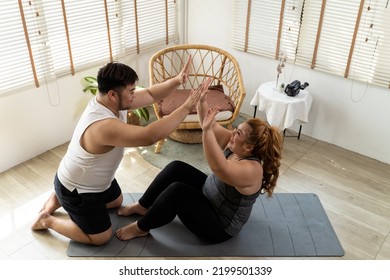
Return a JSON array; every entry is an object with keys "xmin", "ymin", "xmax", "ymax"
[
  {"xmin": 199, "ymin": 77, "xmax": 212, "ymax": 103},
  {"xmin": 177, "ymin": 55, "xmax": 192, "ymax": 86},
  {"xmin": 183, "ymin": 78, "xmax": 213, "ymax": 113},
  {"xmin": 202, "ymin": 107, "xmax": 220, "ymax": 131}
]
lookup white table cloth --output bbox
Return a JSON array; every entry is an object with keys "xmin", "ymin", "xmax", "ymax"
[{"xmin": 250, "ymin": 81, "xmax": 313, "ymax": 131}]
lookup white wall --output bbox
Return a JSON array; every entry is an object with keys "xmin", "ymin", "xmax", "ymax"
[
  {"xmin": 186, "ymin": 0, "xmax": 390, "ymax": 165},
  {"xmin": 0, "ymin": 72, "xmax": 87, "ymax": 173}
]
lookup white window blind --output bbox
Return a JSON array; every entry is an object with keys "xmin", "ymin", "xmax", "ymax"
[
  {"xmin": 279, "ymin": 0, "xmax": 304, "ymax": 62},
  {"xmin": 107, "ymin": 0, "xmax": 138, "ymax": 58},
  {"xmin": 293, "ymin": 0, "xmax": 322, "ymax": 66},
  {"xmin": 232, "ymin": 0, "xmax": 283, "ymax": 58},
  {"xmin": 0, "ymin": 0, "xmax": 179, "ymax": 95},
  {"xmin": 232, "ymin": 0, "xmax": 303, "ymax": 62},
  {"xmin": 232, "ymin": 0, "xmax": 390, "ymax": 89},
  {"xmin": 107, "ymin": 0, "xmax": 178, "ymax": 58},
  {"xmin": 137, "ymin": 0, "xmax": 177, "ymax": 51},
  {"xmin": 348, "ymin": 1, "xmax": 390, "ymax": 87},
  {"xmin": 61, "ymin": 1, "xmax": 112, "ymax": 73},
  {"xmin": 297, "ymin": 0, "xmax": 363, "ymax": 76},
  {"xmin": 1, "ymin": 1, "xmax": 40, "ymax": 92}
]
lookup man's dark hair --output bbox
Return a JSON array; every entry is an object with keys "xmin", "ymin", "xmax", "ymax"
[{"xmin": 97, "ymin": 62, "xmax": 139, "ymax": 94}]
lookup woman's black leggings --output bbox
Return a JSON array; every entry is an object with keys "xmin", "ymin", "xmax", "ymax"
[{"xmin": 137, "ymin": 160, "xmax": 232, "ymax": 243}]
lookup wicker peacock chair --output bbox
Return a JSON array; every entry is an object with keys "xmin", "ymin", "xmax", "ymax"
[{"xmin": 149, "ymin": 44, "xmax": 246, "ymax": 153}]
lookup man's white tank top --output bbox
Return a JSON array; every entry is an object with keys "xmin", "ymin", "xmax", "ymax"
[{"xmin": 57, "ymin": 97, "xmax": 127, "ymax": 193}]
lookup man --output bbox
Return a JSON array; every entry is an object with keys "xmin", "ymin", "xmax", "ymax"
[{"xmin": 32, "ymin": 58, "xmax": 204, "ymax": 245}]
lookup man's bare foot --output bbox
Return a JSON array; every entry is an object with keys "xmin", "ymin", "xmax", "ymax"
[
  {"xmin": 40, "ymin": 191, "xmax": 61, "ymax": 214},
  {"xmin": 117, "ymin": 202, "xmax": 148, "ymax": 216},
  {"xmin": 31, "ymin": 211, "xmax": 51, "ymax": 230},
  {"xmin": 116, "ymin": 222, "xmax": 149, "ymax": 241}
]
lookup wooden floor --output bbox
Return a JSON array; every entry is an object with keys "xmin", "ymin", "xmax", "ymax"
[{"xmin": 1, "ymin": 130, "xmax": 390, "ymax": 260}]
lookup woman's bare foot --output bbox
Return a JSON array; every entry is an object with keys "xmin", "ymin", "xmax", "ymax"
[
  {"xmin": 116, "ymin": 222, "xmax": 149, "ymax": 241},
  {"xmin": 31, "ymin": 211, "xmax": 51, "ymax": 230},
  {"xmin": 40, "ymin": 192, "xmax": 61, "ymax": 214},
  {"xmin": 117, "ymin": 202, "xmax": 148, "ymax": 216}
]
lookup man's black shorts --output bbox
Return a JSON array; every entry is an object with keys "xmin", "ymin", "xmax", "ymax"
[{"xmin": 54, "ymin": 173, "xmax": 121, "ymax": 234}]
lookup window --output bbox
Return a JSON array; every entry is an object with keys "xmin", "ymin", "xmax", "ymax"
[
  {"xmin": 0, "ymin": 0, "xmax": 178, "ymax": 95},
  {"xmin": 232, "ymin": 0, "xmax": 390, "ymax": 89}
]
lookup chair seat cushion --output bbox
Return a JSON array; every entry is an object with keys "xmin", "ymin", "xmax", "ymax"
[
  {"xmin": 181, "ymin": 111, "xmax": 233, "ymax": 123},
  {"xmin": 156, "ymin": 85, "xmax": 235, "ymax": 116}
]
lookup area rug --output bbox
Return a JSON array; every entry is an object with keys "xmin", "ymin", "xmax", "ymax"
[
  {"xmin": 67, "ymin": 192, "xmax": 344, "ymax": 257},
  {"xmin": 136, "ymin": 114, "xmax": 248, "ymax": 174}
]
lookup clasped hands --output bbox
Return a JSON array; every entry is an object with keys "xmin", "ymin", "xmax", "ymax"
[{"xmin": 179, "ymin": 56, "xmax": 219, "ymax": 129}]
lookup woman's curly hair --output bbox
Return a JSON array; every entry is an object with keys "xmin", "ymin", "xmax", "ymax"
[{"xmin": 246, "ymin": 118, "xmax": 283, "ymax": 197}]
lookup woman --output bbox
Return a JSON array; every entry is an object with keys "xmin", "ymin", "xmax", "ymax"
[{"xmin": 116, "ymin": 84, "xmax": 283, "ymax": 243}]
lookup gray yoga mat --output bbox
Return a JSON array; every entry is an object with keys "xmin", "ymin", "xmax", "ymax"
[{"xmin": 67, "ymin": 193, "xmax": 344, "ymax": 257}]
